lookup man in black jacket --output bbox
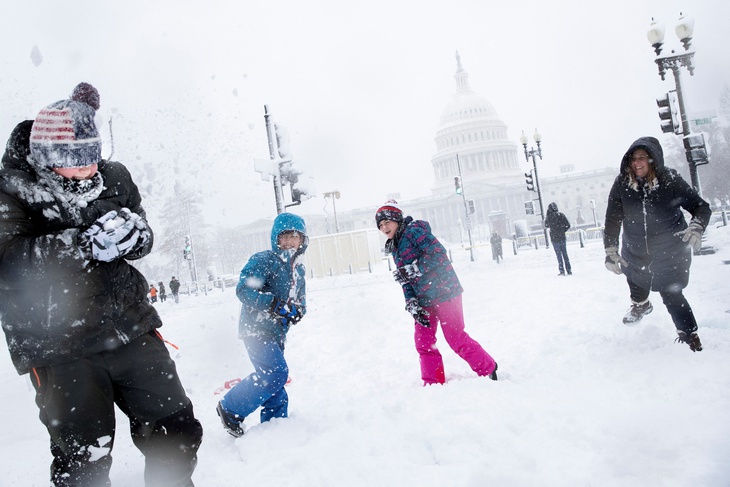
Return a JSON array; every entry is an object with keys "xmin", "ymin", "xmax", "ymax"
[
  {"xmin": 544, "ymin": 202, "xmax": 572, "ymax": 276},
  {"xmin": 0, "ymin": 90, "xmax": 202, "ymax": 486},
  {"xmin": 170, "ymin": 276, "xmax": 181, "ymax": 303},
  {"xmin": 604, "ymin": 136, "xmax": 711, "ymax": 352}
]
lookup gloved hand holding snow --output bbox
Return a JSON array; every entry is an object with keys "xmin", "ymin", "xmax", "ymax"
[
  {"xmin": 119, "ymin": 208, "xmax": 151, "ymax": 251},
  {"xmin": 405, "ymin": 297, "xmax": 430, "ymax": 327},
  {"xmin": 604, "ymin": 246, "xmax": 627, "ymax": 275},
  {"xmin": 81, "ymin": 210, "xmax": 141, "ymax": 262},
  {"xmin": 394, "ymin": 261, "xmax": 422, "ymax": 284},
  {"xmin": 674, "ymin": 221, "xmax": 704, "ymax": 252},
  {"xmin": 270, "ymin": 298, "xmax": 303, "ymax": 326}
]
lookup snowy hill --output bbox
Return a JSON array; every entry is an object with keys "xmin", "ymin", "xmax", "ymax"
[{"xmin": 2, "ymin": 226, "xmax": 730, "ymax": 486}]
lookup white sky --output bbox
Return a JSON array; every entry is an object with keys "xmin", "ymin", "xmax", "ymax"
[{"xmin": 2, "ymin": 0, "xmax": 729, "ymax": 225}]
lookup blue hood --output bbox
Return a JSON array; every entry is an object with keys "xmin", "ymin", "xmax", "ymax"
[{"xmin": 270, "ymin": 212, "xmax": 308, "ymax": 253}]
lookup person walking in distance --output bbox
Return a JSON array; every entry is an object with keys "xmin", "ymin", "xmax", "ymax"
[
  {"xmin": 170, "ymin": 275, "xmax": 181, "ymax": 303},
  {"xmin": 158, "ymin": 281, "xmax": 167, "ymax": 302},
  {"xmin": 490, "ymin": 231, "xmax": 503, "ymax": 263},
  {"xmin": 376, "ymin": 200, "xmax": 498, "ymax": 385},
  {"xmin": 149, "ymin": 283, "xmax": 158, "ymax": 304},
  {"xmin": 604, "ymin": 136, "xmax": 711, "ymax": 351},
  {"xmin": 544, "ymin": 202, "xmax": 572, "ymax": 276},
  {"xmin": 0, "ymin": 88, "xmax": 202, "ymax": 486}
]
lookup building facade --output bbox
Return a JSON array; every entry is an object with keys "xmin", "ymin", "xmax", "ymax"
[{"xmin": 233, "ymin": 53, "xmax": 618, "ymax": 274}]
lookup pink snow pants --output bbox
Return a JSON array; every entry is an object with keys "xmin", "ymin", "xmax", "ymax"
[{"xmin": 414, "ymin": 294, "xmax": 496, "ymax": 385}]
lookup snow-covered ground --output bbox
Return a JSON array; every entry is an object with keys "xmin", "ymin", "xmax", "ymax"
[{"xmin": 2, "ymin": 224, "xmax": 730, "ymax": 486}]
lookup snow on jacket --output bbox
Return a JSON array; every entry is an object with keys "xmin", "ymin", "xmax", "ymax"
[
  {"xmin": 388, "ymin": 216, "xmax": 463, "ymax": 307},
  {"xmin": 0, "ymin": 121, "xmax": 159, "ymax": 375},
  {"xmin": 603, "ymin": 136, "xmax": 711, "ymax": 292},
  {"xmin": 236, "ymin": 213, "xmax": 307, "ymax": 343},
  {"xmin": 544, "ymin": 202, "xmax": 571, "ymax": 243}
]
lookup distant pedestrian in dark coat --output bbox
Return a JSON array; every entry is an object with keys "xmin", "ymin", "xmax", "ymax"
[
  {"xmin": 170, "ymin": 276, "xmax": 181, "ymax": 303},
  {"xmin": 376, "ymin": 200, "xmax": 498, "ymax": 385},
  {"xmin": 544, "ymin": 202, "xmax": 572, "ymax": 275},
  {"xmin": 0, "ymin": 90, "xmax": 201, "ymax": 485},
  {"xmin": 490, "ymin": 231, "xmax": 503, "ymax": 263},
  {"xmin": 158, "ymin": 281, "xmax": 167, "ymax": 302},
  {"xmin": 604, "ymin": 136, "xmax": 711, "ymax": 351}
]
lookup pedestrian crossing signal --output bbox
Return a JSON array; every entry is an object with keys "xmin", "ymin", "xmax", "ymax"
[{"xmin": 524, "ymin": 201, "xmax": 535, "ymax": 215}]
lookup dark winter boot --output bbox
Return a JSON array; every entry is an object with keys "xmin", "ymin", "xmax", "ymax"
[
  {"xmin": 622, "ymin": 300, "xmax": 653, "ymax": 324},
  {"xmin": 489, "ymin": 362, "xmax": 498, "ymax": 381},
  {"xmin": 675, "ymin": 331, "xmax": 703, "ymax": 352},
  {"xmin": 216, "ymin": 402, "xmax": 245, "ymax": 438}
]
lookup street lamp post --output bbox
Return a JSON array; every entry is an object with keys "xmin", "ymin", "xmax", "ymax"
[
  {"xmin": 647, "ymin": 13, "xmax": 706, "ymax": 195},
  {"xmin": 323, "ymin": 190, "xmax": 341, "ymax": 233},
  {"xmin": 455, "ymin": 154, "xmax": 475, "ymax": 262},
  {"xmin": 520, "ymin": 130, "xmax": 549, "ymax": 249}
]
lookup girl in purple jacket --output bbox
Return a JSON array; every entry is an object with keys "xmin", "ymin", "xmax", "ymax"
[{"xmin": 376, "ymin": 200, "xmax": 498, "ymax": 385}]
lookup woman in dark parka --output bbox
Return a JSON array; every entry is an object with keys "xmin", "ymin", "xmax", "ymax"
[{"xmin": 603, "ymin": 136, "xmax": 711, "ymax": 351}]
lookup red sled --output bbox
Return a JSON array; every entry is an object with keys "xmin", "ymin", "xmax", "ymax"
[{"xmin": 214, "ymin": 376, "xmax": 291, "ymax": 395}]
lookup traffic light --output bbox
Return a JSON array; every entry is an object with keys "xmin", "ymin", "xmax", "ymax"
[
  {"xmin": 683, "ymin": 132, "xmax": 709, "ymax": 166},
  {"xmin": 183, "ymin": 235, "xmax": 192, "ymax": 260},
  {"xmin": 467, "ymin": 199, "xmax": 476, "ymax": 215},
  {"xmin": 657, "ymin": 92, "xmax": 681, "ymax": 135},
  {"xmin": 525, "ymin": 171, "xmax": 535, "ymax": 192},
  {"xmin": 288, "ymin": 168, "xmax": 303, "ymax": 204},
  {"xmin": 454, "ymin": 176, "xmax": 463, "ymax": 195}
]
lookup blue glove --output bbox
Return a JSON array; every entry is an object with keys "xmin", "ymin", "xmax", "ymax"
[
  {"xmin": 405, "ymin": 297, "xmax": 430, "ymax": 327},
  {"xmin": 270, "ymin": 299, "xmax": 303, "ymax": 325},
  {"xmin": 80, "ymin": 210, "xmax": 140, "ymax": 262}
]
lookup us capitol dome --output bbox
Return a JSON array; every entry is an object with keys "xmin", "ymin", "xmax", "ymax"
[{"xmin": 431, "ymin": 51, "xmax": 522, "ymax": 196}]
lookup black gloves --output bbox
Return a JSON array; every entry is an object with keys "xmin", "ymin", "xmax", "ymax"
[
  {"xmin": 393, "ymin": 260, "xmax": 422, "ymax": 285},
  {"xmin": 405, "ymin": 297, "xmax": 430, "ymax": 327},
  {"xmin": 270, "ymin": 298, "xmax": 303, "ymax": 326}
]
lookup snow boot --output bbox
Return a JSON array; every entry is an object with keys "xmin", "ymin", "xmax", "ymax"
[
  {"xmin": 622, "ymin": 300, "xmax": 653, "ymax": 324},
  {"xmin": 489, "ymin": 362, "xmax": 498, "ymax": 381},
  {"xmin": 675, "ymin": 331, "xmax": 703, "ymax": 352},
  {"xmin": 216, "ymin": 402, "xmax": 245, "ymax": 438}
]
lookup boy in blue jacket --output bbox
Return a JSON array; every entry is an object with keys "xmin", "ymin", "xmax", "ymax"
[{"xmin": 217, "ymin": 212, "xmax": 307, "ymax": 437}]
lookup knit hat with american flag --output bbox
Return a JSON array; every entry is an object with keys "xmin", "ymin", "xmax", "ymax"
[{"xmin": 30, "ymin": 99, "xmax": 101, "ymax": 169}]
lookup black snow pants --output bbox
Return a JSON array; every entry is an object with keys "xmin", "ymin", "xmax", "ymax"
[
  {"xmin": 31, "ymin": 331, "xmax": 203, "ymax": 487},
  {"xmin": 627, "ymin": 277, "xmax": 698, "ymax": 334}
]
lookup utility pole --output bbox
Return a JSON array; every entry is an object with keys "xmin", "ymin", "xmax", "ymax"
[
  {"xmin": 182, "ymin": 198, "xmax": 200, "ymax": 294},
  {"xmin": 455, "ymin": 154, "xmax": 475, "ymax": 262},
  {"xmin": 263, "ymin": 105, "xmax": 286, "ymax": 214},
  {"xmin": 520, "ymin": 130, "xmax": 549, "ymax": 249},
  {"xmin": 648, "ymin": 14, "xmax": 709, "ymax": 195}
]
